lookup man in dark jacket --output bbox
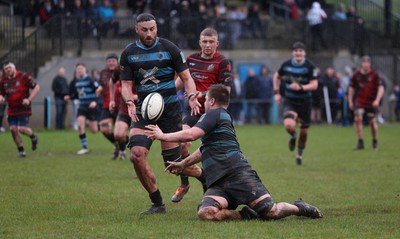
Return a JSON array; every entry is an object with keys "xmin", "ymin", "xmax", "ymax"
[{"xmin": 52, "ymin": 67, "xmax": 69, "ymax": 129}]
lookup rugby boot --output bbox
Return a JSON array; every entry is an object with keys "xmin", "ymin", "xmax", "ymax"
[
  {"xmin": 171, "ymin": 184, "xmax": 190, "ymax": 203},
  {"xmin": 294, "ymin": 198, "xmax": 323, "ymax": 219},
  {"xmin": 140, "ymin": 204, "xmax": 166, "ymax": 215},
  {"xmin": 19, "ymin": 151, "xmax": 27, "ymax": 158},
  {"xmin": 119, "ymin": 150, "xmax": 126, "ymax": 160},
  {"xmin": 77, "ymin": 148, "xmax": 90, "ymax": 155},
  {"xmin": 112, "ymin": 143, "xmax": 119, "ymax": 160},
  {"xmin": 296, "ymin": 156, "xmax": 302, "ymax": 165},
  {"xmin": 353, "ymin": 140, "xmax": 364, "ymax": 150},
  {"xmin": 288, "ymin": 137, "xmax": 296, "ymax": 151},
  {"xmin": 31, "ymin": 134, "xmax": 38, "ymax": 151},
  {"xmin": 239, "ymin": 206, "xmax": 261, "ymax": 220},
  {"xmin": 372, "ymin": 139, "xmax": 378, "ymax": 150}
]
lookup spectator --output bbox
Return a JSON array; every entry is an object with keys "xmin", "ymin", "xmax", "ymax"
[
  {"xmin": 99, "ymin": 0, "xmax": 120, "ymax": 37},
  {"xmin": 393, "ymin": 85, "xmax": 400, "ymax": 122},
  {"xmin": 177, "ymin": 1, "xmax": 197, "ymax": 49},
  {"xmin": 331, "ymin": 3, "xmax": 347, "ymax": 21},
  {"xmin": 228, "ymin": 5, "xmax": 246, "ymax": 49},
  {"xmin": 228, "ymin": 72, "xmax": 243, "ymax": 125},
  {"xmin": 285, "ymin": 0, "xmax": 301, "ymax": 20},
  {"xmin": 54, "ymin": 0, "xmax": 71, "ymax": 16},
  {"xmin": 246, "ymin": 2, "xmax": 265, "ymax": 39},
  {"xmin": 346, "ymin": 6, "xmax": 357, "ymax": 20},
  {"xmin": 306, "ymin": 1, "xmax": 327, "ymax": 51},
  {"xmin": 351, "ymin": 17, "xmax": 369, "ymax": 58},
  {"xmin": 321, "ymin": 67, "xmax": 340, "ymax": 122},
  {"xmin": 311, "ymin": 67, "xmax": 323, "ymax": 123},
  {"xmin": 38, "ymin": 0, "xmax": 55, "ymax": 25},
  {"xmin": 339, "ymin": 66, "xmax": 352, "ymax": 125},
  {"xmin": 21, "ymin": 0, "xmax": 38, "ymax": 27},
  {"xmin": 52, "ymin": 67, "xmax": 70, "ymax": 129},
  {"xmin": 244, "ymin": 69, "xmax": 258, "ymax": 123},
  {"xmin": 86, "ymin": 0, "xmax": 101, "ymax": 37},
  {"xmin": 70, "ymin": 0, "xmax": 87, "ymax": 37},
  {"xmin": 254, "ymin": 65, "xmax": 274, "ymax": 124}
]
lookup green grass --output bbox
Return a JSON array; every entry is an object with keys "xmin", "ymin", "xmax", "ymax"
[{"xmin": 1, "ymin": 124, "xmax": 400, "ymax": 238}]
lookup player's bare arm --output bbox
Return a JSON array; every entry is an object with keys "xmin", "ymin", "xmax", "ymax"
[
  {"xmin": 348, "ymin": 86, "xmax": 355, "ymax": 110},
  {"xmin": 144, "ymin": 124, "xmax": 205, "ymax": 142},
  {"xmin": 121, "ymin": 80, "xmax": 138, "ymax": 122},
  {"xmin": 108, "ymin": 78, "xmax": 116, "ymax": 112},
  {"xmin": 165, "ymin": 148, "xmax": 202, "ymax": 175},
  {"xmin": 177, "ymin": 69, "xmax": 201, "ymax": 115},
  {"xmin": 373, "ymin": 85, "xmax": 384, "ymax": 108},
  {"xmin": 273, "ymin": 72, "xmax": 282, "ymax": 105},
  {"xmin": 95, "ymin": 85, "xmax": 103, "ymax": 97},
  {"xmin": 23, "ymin": 84, "xmax": 40, "ymax": 106}
]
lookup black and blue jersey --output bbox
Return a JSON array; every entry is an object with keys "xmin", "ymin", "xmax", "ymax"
[
  {"xmin": 277, "ymin": 58, "xmax": 317, "ymax": 99},
  {"xmin": 119, "ymin": 37, "xmax": 188, "ymax": 112},
  {"xmin": 195, "ymin": 108, "xmax": 250, "ymax": 187},
  {"xmin": 69, "ymin": 74, "xmax": 99, "ymax": 108}
]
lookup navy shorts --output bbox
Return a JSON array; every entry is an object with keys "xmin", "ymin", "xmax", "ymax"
[
  {"xmin": 202, "ymin": 167, "xmax": 271, "ymax": 210},
  {"xmin": 8, "ymin": 114, "xmax": 30, "ymax": 127},
  {"xmin": 284, "ymin": 98, "xmax": 312, "ymax": 128},
  {"xmin": 116, "ymin": 113, "xmax": 131, "ymax": 126},
  {"xmin": 100, "ymin": 108, "xmax": 118, "ymax": 121},
  {"xmin": 77, "ymin": 107, "xmax": 99, "ymax": 121}
]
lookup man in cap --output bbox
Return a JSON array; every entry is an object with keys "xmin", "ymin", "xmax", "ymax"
[
  {"xmin": 273, "ymin": 42, "xmax": 319, "ymax": 165},
  {"xmin": 348, "ymin": 56, "xmax": 384, "ymax": 150},
  {"xmin": 0, "ymin": 61, "xmax": 40, "ymax": 157}
]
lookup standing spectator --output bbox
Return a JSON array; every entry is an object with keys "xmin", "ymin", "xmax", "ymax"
[
  {"xmin": 22, "ymin": 0, "xmax": 38, "ymax": 27},
  {"xmin": 86, "ymin": 0, "xmax": 101, "ymax": 37},
  {"xmin": 348, "ymin": 56, "xmax": 384, "ymax": 150},
  {"xmin": 306, "ymin": 1, "xmax": 327, "ymax": 51},
  {"xmin": 246, "ymin": 2, "xmax": 264, "ymax": 39},
  {"xmin": 228, "ymin": 5, "xmax": 246, "ymax": 49},
  {"xmin": 311, "ymin": 67, "xmax": 323, "ymax": 123},
  {"xmin": 68, "ymin": 72, "xmax": 79, "ymax": 130},
  {"xmin": 273, "ymin": 42, "xmax": 319, "ymax": 165},
  {"xmin": 99, "ymin": 0, "xmax": 120, "ymax": 37},
  {"xmin": 244, "ymin": 69, "xmax": 258, "ymax": 123},
  {"xmin": 351, "ymin": 17, "xmax": 369, "ymax": 58},
  {"xmin": 52, "ymin": 67, "xmax": 69, "ymax": 129},
  {"xmin": 65, "ymin": 63, "xmax": 100, "ymax": 155},
  {"xmin": 331, "ymin": 3, "xmax": 347, "ymax": 21},
  {"xmin": 0, "ymin": 61, "xmax": 40, "ymax": 157},
  {"xmin": 228, "ymin": 71, "xmax": 243, "ymax": 125},
  {"xmin": 285, "ymin": 0, "xmax": 301, "ymax": 20},
  {"xmin": 38, "ymin": 0, "xmax": 55, "ymax": 25},
  {"xmin": 393, "ymin": 85, "xmax": 400, "ymax": 122},
  {"xmin": 255, "ymin": 65, "xmax": 274, "ymax": 124},
  {"xmin": 321, "ymin": 67, "xmax": 340, "ymax": 122},
  {"xmin": 339, "ymin": 66, "xmax": 352, "ymax": 125}
]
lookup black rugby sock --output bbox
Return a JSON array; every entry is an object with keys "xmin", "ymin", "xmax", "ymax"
[{"xmin": 149, "ymin": 189, "xmax": 163, "ymax": 206}]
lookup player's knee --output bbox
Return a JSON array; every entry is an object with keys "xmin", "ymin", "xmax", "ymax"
[
  {"xmin": 197, "ymin": 206, "xmax": 220, "ymax": 221},
  {"xmin": 253, "ymin": 197, "xmax": 275, "ymax": 220},
  {"xmin": 114, "ymin": 132, "xmax": 126, "ymax": 142},
  {"xmin": 283, "ymin": 112, "xmax": 297, "ymax": 121},
  {"xmin": 100, "ymin": 123, "xmax": 112, "ymax": 134},
  {"xmin": 162, "ymin": 146, "xmax": 181, "ymax": 168},
  {"xmin": 129, "ymin": 147, "xmax": 147, "ymax": 164}
]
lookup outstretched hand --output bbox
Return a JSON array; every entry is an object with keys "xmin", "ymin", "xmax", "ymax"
[
  {"xmin": 126, "ymin": 101, "xmax": 139, "ymax": 122},
  {"xmin": 188, "ymin": 92, "xmax": 201, "ymax": 116},
  {"xmin": 165, "ymin": 161, "xmax": 184, "ymax": 175},
  {"xmin": 144, "ymin": 124, "xmax": 163, "ymax": 140}
]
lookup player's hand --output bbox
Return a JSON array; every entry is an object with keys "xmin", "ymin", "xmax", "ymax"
[
  {"xmin": 188, "ymin": 92, "xmax": 201, "ymax": 116},
  {"xmin": 165, "ymin": 161, "xmax": 184, "ymax": 175},
  {"xmin": 89, "ymin": 101, "xmax": 97, "ymax": 109},
  {"xmin": 274, "ymin": 94, "xmax": 281, "ymax": 106},
  {"xmin": 109, "ymin": 100, "xmax": 115, "ymax": 112},
  {"xmin": 289, "ymin": 82, "xmax": 302, "ymax": 91},
  {"xmin": 372, "ymin": 100, "xmax": 379, "ymax": 108},
  {"xmin": 348, "ymin": 101, "xmax": 354, "ymax": 110},
  {"xmin": 0, "ymin": 95, "xmax": 5, "ymax": 103},
  {"xmin": 126, "ymin": 101, "xmax": 139, "ymax": 122},
  {"xmin": 144, "ymin": 124, "xmax": 163, "ymax": 140},
  {"xmin": 22, "ymin": 98, "xmax": 31, "ymax": 106}
]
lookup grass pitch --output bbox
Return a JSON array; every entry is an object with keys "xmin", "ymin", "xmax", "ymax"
[{"xmin": 0, "ymin": 124, "xmax": 399, "ymax": 239}]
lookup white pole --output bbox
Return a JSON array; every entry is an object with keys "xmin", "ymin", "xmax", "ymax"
[{"xmin": 323, "ymin": 86, "xmax": 332, "ymax": 124}]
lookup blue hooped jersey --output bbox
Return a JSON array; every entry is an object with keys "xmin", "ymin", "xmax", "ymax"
[
  {"xmin": 194, "ymin": 108, "xmax": 250, "ymax": 187},
  {"xmin": 119, "ymin": 37, "xmax": 188, "ymax": 110},
  {"xmin": 277, "ymin": 58, "xmax": 318, "ymax": 99},
  {"xmin": 70, "ymin": 75, "xmax": 99, "ymax": 108}
]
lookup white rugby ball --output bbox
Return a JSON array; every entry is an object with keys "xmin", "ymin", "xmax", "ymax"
[{"xmin": 141, "ymin": 92, "xmax": 164, "ymax": 122}]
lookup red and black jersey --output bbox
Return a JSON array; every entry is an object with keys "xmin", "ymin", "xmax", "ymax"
[
  {"xmin": 350, "ymin": 68, "xmax": 382, "ymax": 108},
  {"xmin": 187, "ymin": 51, "xmax": 232, "ymax": 114},
  {"xmin": 0, "ymin": 70, "xmax": 37, "ymax": 116},
  {"xmin": 99, "ymin": 68, "xmax": 114, "ymax": 109},
  {"xmin": 112, "ymin": 66, "xmax": 136, "ymax": 116}
]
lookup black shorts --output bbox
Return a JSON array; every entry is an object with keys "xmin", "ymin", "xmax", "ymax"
[
  {"xmin": 8, "ymin": 114, "xmax": 30, "ymax": 127},
  {"xmin": 132, "ymin": 103, "xmax": 182, "ymax": 133},
  {"xmin": 284, "ymin": 98, "xmax": 312, "ymax": 128},
  {"xmin": 77, "ymin": 107, "xmax": 99, "ymax": 121},
  {"xmin": 100, "ymin": 108, "xmax": 118, "ymax": 121},
  {"xmin": 116, "ymin": 113, "xmax": 131, "ymax": 126},
  {"xmin": 182, "ymin": 114, "xmax": 201, "ymax": 127},
  {"xmin": 354, "ymin": 106, "xmax": 378, "ymax": 118},
  {"xmin": 202, "ymin": 167, "xmax": 270, "ymax": 210}
]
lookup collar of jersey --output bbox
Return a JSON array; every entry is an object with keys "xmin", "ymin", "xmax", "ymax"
[
  {"xmin": 291, "ymin": 58, "xmax": 305, "ymax": 66},
  {"xmin": 136, "ymin": 37, "xmax": 159, "ymax": 50}
]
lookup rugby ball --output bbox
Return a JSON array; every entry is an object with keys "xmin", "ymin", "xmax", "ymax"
[{"xmin": 141, "ymin": 92, "xmax": 164, "ymax": 122}]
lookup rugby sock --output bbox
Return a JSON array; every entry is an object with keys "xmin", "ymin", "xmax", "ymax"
[
  {"xmin": 118, "ymin": 141, "xmax": 126, "ymax": 151},
  {"xmin": 30, "ymin": 133, "xmax": 37, "ymax": 140},
  {"xmin": 149, "ymin": 189, "xmax": 163, "ymax": 206},
  {"xmin": 79, "ymin": 133, "xmax": 88, "ymax": 149},
  {"xmin": 290, "ymin": 130, "xmax": 297, "ymax": 139},
  {"xmin": 17, "ymin": 146, "xmax": 24, "ymax": 152},
  {"xmin": 103, "ymin": 133, "xmax": 116, "ymax": 144},
  {"xmin": 196, "ymin": 169, "xmax": 207, "ymax": 193},
  {"xmin": 297, "ymin": 146, "xmax": 304, "ymax": 157},
  {"xmin": 180, "ymin": 154, "xmax": 190, "ymax": 186}
]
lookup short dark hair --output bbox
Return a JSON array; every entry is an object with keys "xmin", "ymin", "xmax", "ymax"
[
  {"xmin": 207, "ymin": 84, "xmax": 230, "ymax": 106},
  {"xmin": 106, "ymin": 53, "xmax": 118, "ymax": 60},
  {"xmin": 292, "ymin": 41, "xmax": 305, "ymax": 50},
  {"xmin": 136, "ymin": 13, "xmax": 156, "ymax": 24},
  {"xmin": 75, "ymin": 63, "xmax": 86, "ymax": 68},
  {"xmin": 200, "ymin": 28, "xmax": 218, "ymax": 37}
]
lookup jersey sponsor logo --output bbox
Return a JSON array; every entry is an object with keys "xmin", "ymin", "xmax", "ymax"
[
  {"xmin": 139, "ymin": 67, "xmax": 160, "ymax": 85},
  {"xmin": 180, "ymin": 52, "xmax": 186, "ymax": 64},
  {"xmin": 16, "ymin": 80, "xmax": 20, "ymax": 86},
  {"xmin": 207, "ymin": 64, "xmax": 215, "ymax": 71},
  {"xmin": 189, "ymin": 62, "xmax": 196, "ymax": 66},
  {"xmin": 191, "ymin": 72, "xmax": 209, "ymax": 80}
]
